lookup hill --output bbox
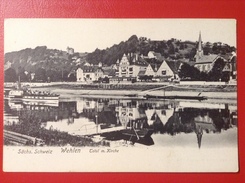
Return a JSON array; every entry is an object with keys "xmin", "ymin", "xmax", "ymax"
[
  {"xmin": 4, "ymin": 46, "xmax": 86, "ymax": 82},
  {"xmin": 86, "ymin": 35, "xmax": 236, "ymax": 65}
]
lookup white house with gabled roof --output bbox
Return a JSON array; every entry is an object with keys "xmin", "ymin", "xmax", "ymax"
[
  {"xmin": 156, "ymin": 60, "xmax": 174, "ymax": 77},
  {"xmin": 145, "ymin": 64, "xmax": 156, "ymax": 77}
]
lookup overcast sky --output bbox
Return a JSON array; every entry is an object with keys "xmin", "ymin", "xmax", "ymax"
[{"xmin": 4, "ymin": 19, "xmax": 236, "ymax": 53}]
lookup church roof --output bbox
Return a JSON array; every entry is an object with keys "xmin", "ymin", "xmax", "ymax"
[{"xmin": 195, "ymin": 54, "xmax": 220, "ymax": 64}]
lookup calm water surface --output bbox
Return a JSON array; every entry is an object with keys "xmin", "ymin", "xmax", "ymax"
[{"xmin": 4, "ymin": 97, "xmax": 237, "ymax": 149}]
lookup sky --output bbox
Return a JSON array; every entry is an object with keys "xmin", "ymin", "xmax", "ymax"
[{"xmin": 4, "ymin": 19, "xmax": 236, "ymax": 53}]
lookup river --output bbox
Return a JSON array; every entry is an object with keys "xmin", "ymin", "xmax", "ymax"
[{"xmin": 4, "ymin": 96, "xmax": 237, "ymax": 149}]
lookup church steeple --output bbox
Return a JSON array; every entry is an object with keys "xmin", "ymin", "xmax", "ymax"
[
  {"xmin": 195, "ymin": 31, "xmax": 204, "ymax": 61},
  {"xmin": 198, "ymin": 31, "xmax": 202, "ymax": 51}
]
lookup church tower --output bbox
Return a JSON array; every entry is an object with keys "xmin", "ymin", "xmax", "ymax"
[{"xmin": 195, "ymin": 31, "xmax": 204, "ymax": 61}]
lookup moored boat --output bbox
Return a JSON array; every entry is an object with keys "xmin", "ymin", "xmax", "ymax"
[
  {"xmin": 5, "ymin": 88, "xmax": 59, "ymax": 102},
  {"xmin": 22, "ymin": 90, "xmax": 59, "ymax": 101},
  {"xmin": 8, "ymin": 89, "xmax": 24, "ymax": 99}
]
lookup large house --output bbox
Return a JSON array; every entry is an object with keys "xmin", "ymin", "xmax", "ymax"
[
  {"xmin": 155, "ymin": 60, "xmax": 180, "ymax": 81},
  {"xmin": 76, "ymin": 66, "xmax": 103, "ymax": 82},
  {"xmin": 118, "ymin": 53, "xmax": 148, "ymax": 80}
]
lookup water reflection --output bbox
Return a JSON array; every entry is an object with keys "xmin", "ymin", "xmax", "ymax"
[{"xmin": 4, "ymin": 98, "xmax": 237, "ymax": 148}]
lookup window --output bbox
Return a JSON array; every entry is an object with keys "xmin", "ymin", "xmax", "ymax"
[
  {"xmin": 129, "ymin": 68, "xmax": 133, "ymax": 72},
  {"xmin": 162, "ymin": 70, "xmax": 166, "ymax": 75}
]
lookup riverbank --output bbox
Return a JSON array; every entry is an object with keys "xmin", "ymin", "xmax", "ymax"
[
  {"xmin": 5, "ymin": 82, "xmax": 237, "ymax": 101},
  {"xmin": 36, "ymin": 84, "xmax": 237, "ymax": 101}
]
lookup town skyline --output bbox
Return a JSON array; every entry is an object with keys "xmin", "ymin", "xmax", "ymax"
[{"xmin": 4, "ymin": 19, "xmax": 236, "ymax": 54}]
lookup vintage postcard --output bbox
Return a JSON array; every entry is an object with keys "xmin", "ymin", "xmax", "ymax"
[{"xmin": 3, "ymin": 19, "xmax": 237, "ymax": 172}]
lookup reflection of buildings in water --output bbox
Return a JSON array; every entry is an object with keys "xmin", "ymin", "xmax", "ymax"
[
  {"xmin": 193, "ymin": 109, "xmax": 238, "ymax": 148},
  {"xmin": 228, "ymin": 105, "xmax": 237, "ymax": 127},
  {"xmin": 194, "ymin": 114, "xmax": 214, "ymax": 125},
  {"xmin": 194, "ymin": 120, "xmax": 216, "ymax": 149},
  {"xmin": 116, "ymin": 102, "xmax": 148, "ymax": 130},
  {"xmin": 76, "ymin": 100, "xmax": 84, "ymax": 114},
  {"xmin": 194, "ymin": 113, "xmax": 216, "ymax": 148},
  {"xmin": 76, "ymin": 99, "xmax": 104, "ymax": 114},
  {"xmin": 145, "ymin": 108, "xmax": 174, "ymax": 126},
  {"xmin": 4, "ymin": 97, "xmax": 238, "ymax": 146},
  {"xmin": 230, "ymin": 111, "xmax": 237, "ymax": 126}
]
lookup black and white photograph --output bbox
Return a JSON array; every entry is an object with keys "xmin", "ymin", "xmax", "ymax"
[{"xmin": 3, "ymin": 19, "xmax": 237, "ymax": 172}]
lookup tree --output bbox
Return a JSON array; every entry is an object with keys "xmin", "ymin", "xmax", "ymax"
[
  {"xmin": 189, "ymin": 48, "xmax": 197, "ymax": 61},
  {"xmin": 221, "ymin": 71, "xmax": 230, "ymax": 82},
  {"xmin": 178, "ymin": 63, "xmax": 201, "ymax": 81},
  {"xmin": 208, "ymin": 58, "xmax": 225, "ymax": 81},
  {"xmin": 67, "ymin": 73, "xmax": 76, "ymax": 82},
  {"xmin": 199, "ymin": 72, "xmax": 208, "ymax": 81},
  {"xmin": 179, "ymin": 43, "xmax": 184, "ymax": 50},
  {"xmin": 4, "ymin": 68, "xmax": 17, "ymax": 82},
  {"xmin": 35, "ymin": 68, "xmax": 47, "ymax": 82},
  {"xmin": 168, "ymin": 43, "xmax": 175, "ymax": 55},
  {"xmin": 19, "ymin": 71, "xmax": 28, "ymax": 82}
]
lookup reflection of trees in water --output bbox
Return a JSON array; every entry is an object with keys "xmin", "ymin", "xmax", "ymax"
[
  {"xmin": 164, "ymin": 111, "xmax": 196, "ymax": 136},
  {"xmin": 209, "ymin": 109, "xmax": 231, "ymax": 132},
  {"xmin": 152, "ymin": 115, "xmax": 165, "ymax": 134},
  {"xmin": 159, "ymin": 108, "xmax": 233, "ymax": 136}
]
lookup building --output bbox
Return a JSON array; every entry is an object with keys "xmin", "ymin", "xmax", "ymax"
[
  {"xmin": 118, "ymin": 53, "xmax": 148, "ymax": 81},
  {"xmin": 67, "ymin": 47, "xmax": 74, "ymax": 55},
  {"xmin": 223, "ymin": 51, "xmax": 237, "ymax": 80},
  {"xmin": 76, "ymin": 66, "xmax": 104, "ymax": 82},
  {"xmin": 118, "ymin": 53, "xmax": 130, "ymax": 77},
  {"xmin": 194, "ymin": 32, "xmax": 226, "ymax": 73},
  {"xmin": 127, "ymin": 56, "xmax": 148, "ymax": 78},
  {"xmin": 147, "ymin": 51, "xmax": 163, "ymax": 61},
  {"xmin": 155, "ymin": 60, "xmax": 180, "ymax": 81}
]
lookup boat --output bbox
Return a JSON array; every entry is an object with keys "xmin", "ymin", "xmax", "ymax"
[
  {"xmin": 144, "ymin": 94, "xmax": 207, "ymax": 101},
  {"xmin": 22, "ymin": 90, "xmax": 59, "ymax": 102},
  {"xmin": 8, "ymin": 89, "xmax": 24, "ymax": 99},
  {"xmin": 5, "ymin": 82, "xmax": 59, "ymax": 102},
  {"xmin": 100, "ymin": 128, "xmax": 154, "ymax": 146},
  {"xmin": 121, "ymin": 128, "xmax": 153, "ymax": 139}
]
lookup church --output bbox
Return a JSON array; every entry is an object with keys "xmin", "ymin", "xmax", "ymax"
[{"xmin": 194, "ymin": 32, "xmax": 225, "ymax": 73}]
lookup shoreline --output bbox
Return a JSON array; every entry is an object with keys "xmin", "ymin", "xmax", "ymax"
[
  {"xmin": 37, "ymin": 87, "xmax": 237, "ymax": 103},
  {"xmin": 5, "ymin": 82, "xmax": 237, "ymax": 101}
]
